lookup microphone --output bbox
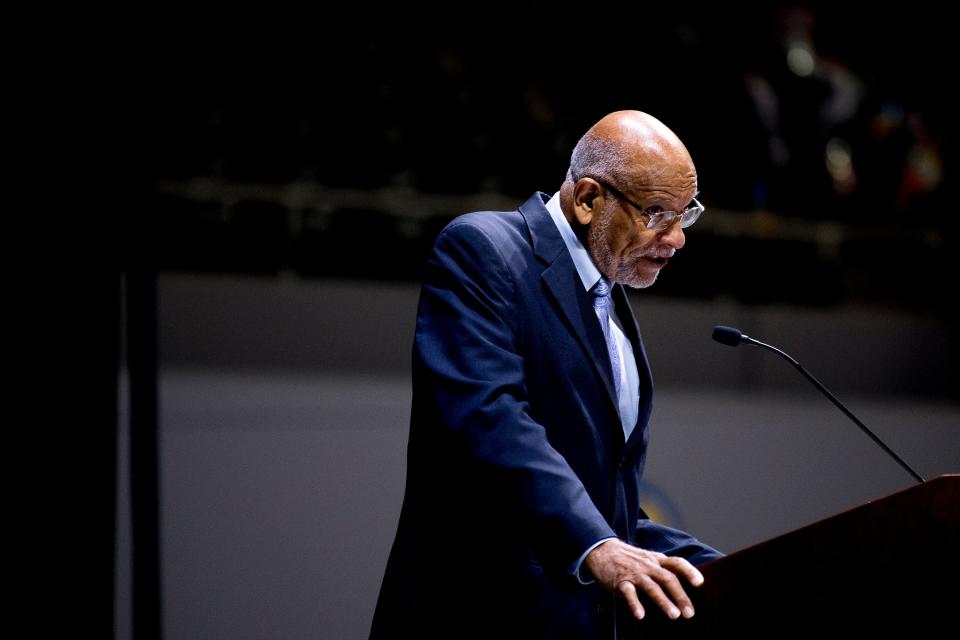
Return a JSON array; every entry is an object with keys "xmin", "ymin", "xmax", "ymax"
[{"xmin": 711, "ymin": 325, "xmax": 924, "ymax": 483}]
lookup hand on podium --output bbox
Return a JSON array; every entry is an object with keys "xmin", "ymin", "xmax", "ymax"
[{"xmin": 585, "ymin": 538, "xmax": 705, "ymax": 621}]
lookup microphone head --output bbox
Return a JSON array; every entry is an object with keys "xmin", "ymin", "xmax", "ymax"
[{"xmin": 712, "ymin": 325, "xmax": 744, "ymax": 347}]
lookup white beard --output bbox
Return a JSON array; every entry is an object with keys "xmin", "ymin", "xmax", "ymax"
[{"xmin": 586, "ymin": 212, "xmax": 661, "ymax": 289}]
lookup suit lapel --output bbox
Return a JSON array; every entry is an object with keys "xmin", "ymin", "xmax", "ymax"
[
  {"xmin": 541, "ymin": 260, "xmax": 620, "ymax": 413},
  {"xmin": 520, "ymin": 194, "xmax": 621, "ymax": 420}
]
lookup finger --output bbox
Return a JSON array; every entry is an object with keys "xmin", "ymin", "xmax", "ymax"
[
  {"xmin": 635, "ymin": 575, "xmax": 682, "ymax": 620},
  {"xmin": 661, "ymin": 555, "xmax": 705, "ymax": 587},
  {"xmin": 651, "ymin": 568, "xmax": 696, "ymax": 619},
  {"xmin": 617, "ymin": 580, "xmax": 646, "ymax": 620}
]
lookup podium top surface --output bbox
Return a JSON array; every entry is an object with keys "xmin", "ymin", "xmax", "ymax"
[{"xmin": 709, "ymin": 472, "xmax": 958, "ymax": 567}]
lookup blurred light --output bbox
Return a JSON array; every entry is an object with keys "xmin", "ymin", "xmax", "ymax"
[
  {"xmin": 907, "ymin": 144, "xmax": 943, "ymax": 190},
  {"xmin": 787, "ymin": 46, "xmax": 815, "ymax": 76},
  {"xmin": 825, "ymin": 137, "xmax": 856, "ymax": 195},
  {"xmin": 870, "ymin": 101, "xmax": 905, "ymax": 139}
]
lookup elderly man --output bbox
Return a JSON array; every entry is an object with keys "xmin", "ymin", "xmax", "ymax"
[{"xmin": 371, "ymin": 111, "xmax": 722, "ymax": 640}]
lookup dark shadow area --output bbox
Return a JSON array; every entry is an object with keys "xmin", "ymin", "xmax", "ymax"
[{"xmin": 147, "ymin": 5, "xmax": 954, "ymax": 322}]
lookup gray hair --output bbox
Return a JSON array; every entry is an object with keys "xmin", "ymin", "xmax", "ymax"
[{"xmin": 566, "ymin": 132, "xmax": 630, "ymax": 186}]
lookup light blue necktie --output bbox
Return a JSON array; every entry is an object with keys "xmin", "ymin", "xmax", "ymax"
[{"xmin": 590, "ymin": 277, "xmax": 622, "ymax": 404}]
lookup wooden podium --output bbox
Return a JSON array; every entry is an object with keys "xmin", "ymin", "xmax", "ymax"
[{"xmin": 642, "ymin": 475, "xmax": 959, "ymax": 637}]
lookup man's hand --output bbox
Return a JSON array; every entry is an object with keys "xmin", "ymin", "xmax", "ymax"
[{"xmin": 584, "ymin": 538, "xmax": 704, "ymax": 621}]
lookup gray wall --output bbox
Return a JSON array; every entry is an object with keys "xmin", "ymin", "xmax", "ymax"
[{"xmin": 116, "ymin": 274, "xmax": 960, "ymax": 640}]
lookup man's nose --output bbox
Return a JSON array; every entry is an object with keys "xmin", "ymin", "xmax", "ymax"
[{"xmin": 659, "ymin": 219, "xmax": 686, "ymax": 250}]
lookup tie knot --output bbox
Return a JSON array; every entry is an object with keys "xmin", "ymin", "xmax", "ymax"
[{"xmin": 591, "ymin": 277, "xmax": 611, "ymax": 299}]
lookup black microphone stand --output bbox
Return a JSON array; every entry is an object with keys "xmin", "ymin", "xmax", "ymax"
[{"xmin": 715, "ymin": 326, "xmax": 925, "ymax": 484}]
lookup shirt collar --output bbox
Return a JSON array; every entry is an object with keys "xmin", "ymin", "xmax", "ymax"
[{"xmin": 545, "ymin": 191, "xmax": 603, "ymax": 292}]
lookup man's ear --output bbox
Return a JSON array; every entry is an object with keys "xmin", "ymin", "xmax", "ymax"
[{"xmin": 572, "ymin": 178, "xmax": 601, "ymax": 225}]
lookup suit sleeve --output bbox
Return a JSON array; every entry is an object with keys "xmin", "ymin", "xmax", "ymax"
[
  {"xmin": 634, "ymin": 520, "xmax": 725, "ymax": 565},
  {"xmin": 414, "ymin": 218, "xmax": 616, "ymax": 570}
]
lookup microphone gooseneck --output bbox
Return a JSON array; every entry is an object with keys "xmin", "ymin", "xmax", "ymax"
[{"xmin": 711, "ymin": 325, "xmax": 924, "ymax": 484}]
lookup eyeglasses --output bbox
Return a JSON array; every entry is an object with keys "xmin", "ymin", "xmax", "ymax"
[{"xmin": 583, "ymin": 176, "xmax": 704, "ymax": 233}]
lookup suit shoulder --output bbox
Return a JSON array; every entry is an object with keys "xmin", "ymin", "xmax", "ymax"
[
  {"xmin": 441, "ymin": 210, "xmax": 526, "ymax": 244},
  {"xmin": 429, "ymin": 209, "xmax": 532, "ymax": 277},
  {"xmin": 432, "ymin": 209, "xmax": 529, "ymax": 257}
]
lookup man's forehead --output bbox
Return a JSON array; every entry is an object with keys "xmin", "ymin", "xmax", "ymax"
[{"xmin": 626, "ymin": 172, "xmax": 698, "ymax": 198}]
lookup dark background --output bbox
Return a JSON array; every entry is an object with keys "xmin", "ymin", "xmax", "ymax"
[
  {"xmin": 107, "ymin": 6, "xmax": 959, "ymax": 639},
  {"xmin": 149, "ymin": 5, "xmax": 954, "ymax": 317}
]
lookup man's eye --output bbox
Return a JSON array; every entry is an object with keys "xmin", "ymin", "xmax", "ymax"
[{"xmin": 645, "ymin": 206, "xmax": 664, "ymax": 215}]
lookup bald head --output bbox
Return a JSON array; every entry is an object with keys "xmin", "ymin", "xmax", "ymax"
[
  {"xmin": 560, "ymin": 111, "xmax": 699, "ymax": 289},
  {"xmin": 566, "ymin": 110, "xmax": 695, "ymax": 193}
]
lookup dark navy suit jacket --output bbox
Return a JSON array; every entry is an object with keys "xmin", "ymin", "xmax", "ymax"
[{"xmin": 370, "ymin": 193, "xmax": 721, "ymax": 639}]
